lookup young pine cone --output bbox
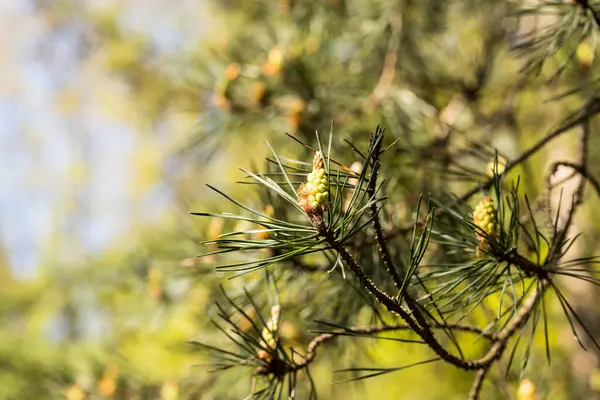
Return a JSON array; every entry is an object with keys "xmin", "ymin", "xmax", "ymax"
[
  {"xmin": 257, "ymin": 305, "xmax": 281, "ymax": 362},
  {"xmin": 298, "ymin": 152, "xmax": 329, "ymax": 214},
  {"xmin": 473, "ymin": 196, "xmax": 497, "ymax": 256}
]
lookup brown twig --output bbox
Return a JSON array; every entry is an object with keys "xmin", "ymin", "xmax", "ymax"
[
  {"xmin": 548, "ymin": 111, "xmax": 592, "ymax": 262},
  {"xmin": 468, "ymin": 367, "xmax": 490, "ymax": 400},
  {"xmin": 550, "ymin": 161, "xmax": 600, "ymax": 200},
  {"xmin": 288, "ymin": 321, "xmax": 498, "ymax": 373},
  {"xmin": 364, "ymin": 131, "xmax": 442, "ymax": 345},
  {"xmin": 366, "ymin": 132, "xmax": 405, "ymax": 290}
]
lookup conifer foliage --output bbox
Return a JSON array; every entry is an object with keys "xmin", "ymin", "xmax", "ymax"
[{"xmin": 193, "ymin": 1, "xmax": 600, "ymax": 398}]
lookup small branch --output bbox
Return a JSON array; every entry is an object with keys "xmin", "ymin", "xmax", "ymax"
[
  {"xmin": 468, "ymin": 368, "xmax": 489, "ymax": 400},
  {"xmin": 549, "ymin": 111, "xmax": 592, "ymax": 261},
  {"xmin": 289, "ymin": 322, "xmax": 498, "ymax": 372},
  {"xmin": 365, "ymin": 144, "xmax": 437, "ymax": 337},
  {"xmin": 366, "ymin": 132, "xmax": 405, "ymax": 290},
  {"xmin": 503, "ymin": 252, "xmax": 549, "ymax": 279},
  {"xmin": 363, "ymin": 132, "xmax": 446, "ymax": 369},
  {"xmin": 319, "ymin": 213, "xmax": 549, "ymax": 371},
  {"xmin": 471, "ymin": 280, "xmax": 547, "ymax": 366},
  {"xmin": 458, "ymin": 104, "xmax": 594, "ymax": 203},
  {"xmin": 550, "ymin": 161, "xmax": 600, "ymax": 200},
  {"xmin": 363, "ymin": 100, "xmax": 599, "ymax": 245},
  {"xmin": 315, "ymin": 219, "xmax": 477, "ymax": 369},
  {"xmin": 319, "ymin": 222, "xmax": 419, "ymax": 328}
]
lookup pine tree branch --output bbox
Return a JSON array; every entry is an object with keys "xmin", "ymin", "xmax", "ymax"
[
  {"xmin": 549, "ymin": 110, "xmax": 592, "ymax": 262},
  {"xmin": 288, "ymin": 322, "xmax": 498, "ymax": 373},
  {"xmin": 366, "ymin": 100, "xmax": 600, "ymax": 245},
  {"xmin": 365, "ymin": 131, "xmax": 448, "ymax": 344},
  {"xmin": 458, "ymin": 103, "xmax": 596, "ymax": 204},
  {"xmin": 316, "ymin": 216, "xmax": 423, "ymax": 334},
  {"xmin": 366, "ymin": 132, "xmax": 404, "ymax": 290},
  {"xmin": 503, "ymin": 252, "xmax": 549, "ymax": 279},
  {"xmin": 550, "ymin": 161, "xmax": 600, "ymax": 201},
  {"xmin": 317, "ymin": 211, "xmax": 549, "ymax": 371},
  {"xmin": 468, "ymin": 367, "xmax": 489, "ymax": 400}
]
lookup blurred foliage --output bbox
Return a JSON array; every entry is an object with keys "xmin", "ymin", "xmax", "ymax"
[{"xmin": 2, "ymin": 0, "xmax": 600, "ymax": 399}]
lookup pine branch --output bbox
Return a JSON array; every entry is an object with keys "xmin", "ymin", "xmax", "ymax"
[
  {"xmin": 366, "ymin": 130, "xmax": 404, "ymax": 289},
  {"xmin": 370, "ymin": 99, "xmax": 600, "ymax": 244},
  {"xmin": 317, "ymin": 208, "xmax": 550, "ymax": 371},
  {"xmin": 548, "ymin": 107, "xmax": 592, "ymax": 262},
  {"xmin": 550, "ymin": 161, "xmax": 600, "ymax": 200},
  {"xmin": 199, "ymin": 112, "xmax": 597, "ymax": 397},
  {"xmin": 286, "ymin": 321, "xmax": 498, "ymax": 374},
  {"xmin": 468, "ymin": 367, "xmax": 489, "ymax": 400}
]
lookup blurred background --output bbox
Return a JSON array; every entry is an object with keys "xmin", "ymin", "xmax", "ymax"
[{"xmin": 1, "ymin": 0, "xmax": 600, "ymax": 399}]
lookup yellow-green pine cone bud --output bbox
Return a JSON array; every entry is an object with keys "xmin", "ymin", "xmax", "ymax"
[
  {"xmin": 473, "ymin": 196, "xmax": 497, "ymax": 237},
  {"xmin": 256, "ymin": 306, "xmax": 280, "ymax": 362},
  {"xmin": 298, "ymin": 152, "xmax": 329, "ymax": 214},
  {"xmin": 576, "ymin": 40, "xmax": 595, "ymax": 69},
  {"xmin": 261, "ymin": 327, "xmax": 276, "ymax": 349},
  {"xmin": 260, "ymin": 305, "xmax": 280, "ymax": 350}
]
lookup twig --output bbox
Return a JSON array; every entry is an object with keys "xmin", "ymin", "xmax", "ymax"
[
  {"xmin": 366, "ymin": 131, "xmax": 405, "ymax": 289},
  {"xmin": 468, "ymin": 367, "xmax": 489, "ymax": 400},
  {"xmin": 550, "ymin": 161, "xmax": 600, "ymax": 200},
  {"xmin": 364, "ymin": 131, "xmax": 442, "ymax": 341},
  {"xmin": 548, "ymin": 109, "xmax": 592, "ymax": 261},
  {"xmin": 458, "ymin": 103, "xmax": 595, "ymax": 204},
  {"xmin": 288, "ymin": 322, "xmax": 498, "ymax": 372}
]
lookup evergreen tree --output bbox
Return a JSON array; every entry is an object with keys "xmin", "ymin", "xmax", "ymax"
[
  {"xmin": 2, "ymin": 1, "xmax": 600, "ymax": 399},
  {"xmin": 193, "ymin": 1, "xmax": 600, "ymax": 399}
]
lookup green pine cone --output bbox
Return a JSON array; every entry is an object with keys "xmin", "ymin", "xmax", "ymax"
[
  {"xmin": 473, "ymin": 196, "xmax": 497, "ymax": 236},
  {"xmin": 298, "ymin": 152, "xmax": 329, "ymax": 212}
]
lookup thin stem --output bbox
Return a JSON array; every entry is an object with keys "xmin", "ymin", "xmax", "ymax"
[
  {"xmin": 503, "ymin": 252, "xmax": 549, "ymax": 279},
  {"xmin": 288, "ymin": 322, "xmax": 497, "ymax": 373},
  {"xmin": 468, "ymin": 368, "xmax": 489, "ymax": 400},
  {"xmin": 548, "ymin": 111, "xmax": 591, "ymax": 262},
  {"xmin": 457, "ymin": 105, "xmax": 592, "ymax": 204},
  {"xmin": 364, "ymin": 132, "xmax": 433, "ymax": 334},
  {"xmin": 550, "ymin": 161, "xmax": 600, "ymax": 201},
  {"xmin": 366, "ymin": 131, "xmax": 405, "ymax": 289}
]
